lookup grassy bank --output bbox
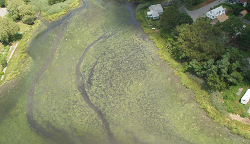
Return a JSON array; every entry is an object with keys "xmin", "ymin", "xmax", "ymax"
[
  {"xmin": 41, "ymin": 0, "xmax": 80, "ymax": 21},
  {"xmin": 30, "ymin": 0, "xmax": 80, "ymax": 21},
  {"xmin": 3, "ymin": 20, "xmax": 41, "ymax": 82},
  {"xmin": 136, "ymin": 4, "xmax": 250, "ymax": 139}
]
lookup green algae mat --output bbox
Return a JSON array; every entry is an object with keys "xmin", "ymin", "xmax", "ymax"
[{"xmin": 0, "ymin": 0, "xmax": 250, "ymax": 143}]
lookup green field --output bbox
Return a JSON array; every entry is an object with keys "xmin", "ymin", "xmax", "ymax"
[{"xmin": 0, "ymin": 0, "xmax": 250, "ymax": 144}]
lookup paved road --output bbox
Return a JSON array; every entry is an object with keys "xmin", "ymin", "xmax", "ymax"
[
  {"xmin": 0, "ymin": 8, "xmax": 8, "ymax": 17},
  {"xmin": 179, "ymin": 0, "xmax": 227, "ymax": 21}
]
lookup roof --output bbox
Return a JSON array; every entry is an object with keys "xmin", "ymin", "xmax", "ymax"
[
  {"xmin": 242, "ymin": 89, "xmax": 250, "ymax": 100},
  {"xmin": 147, "ymin": 10, "xmax": 159, "ymax": 18},
  {"xmin": 216, "ymin": 14, "xmax": 228, "ymax": 22},
  {"xmin": 240, "ymin": 10, "xmax": 248, "ymax": 16},
  {"xmin": 208, "ymin": 6, "xmax": 224, "ymax": 16},
  {"xmin": 149, "ymin": 4, "xmax": 163, "ymax": 13}
]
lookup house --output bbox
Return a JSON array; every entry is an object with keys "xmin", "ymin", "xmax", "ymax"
[
  {"xmin": 147, "ymin": 10, "xmax": 160, "ymax": 19},
  {"xmin": 240, "ymin": 10, "xmax": 248, "ymax": 17},
  {"xmin": 206, "ymin": 6, "xmax": 226, "ymax": 19},
  {"xmin": 147, "ymin": 4, "xmax": 163, "ymax": 19},
  {"xmin": 241, "ymin": 89, "xmax": 250, "ymax": 105},
  {"xmin": 228, "ymin": 0, "xmax": 250, "ymax": 7},
  {"xmin": 149, "ymin": 4, "xmax": 163, "ymax": 15}
]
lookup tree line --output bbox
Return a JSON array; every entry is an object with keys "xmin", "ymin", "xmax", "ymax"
[{"xmin": 161, "ymin": 6, "xmax": 250, "ymax": 90}]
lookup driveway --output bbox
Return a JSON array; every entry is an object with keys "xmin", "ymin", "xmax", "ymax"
[
  {"xmin": 179, "ymin": 0, "xmax": 227, "ymax": 21},
  {"xmin": 0, "ymin": 8, "xmax": 8, "ymax": 17}
]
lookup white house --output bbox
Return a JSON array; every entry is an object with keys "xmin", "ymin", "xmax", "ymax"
[
  {"xmin": 206, "ymin": 6, "xmax": 226, "ymax": 19},
  {"xmin": 147, "ymin": 10, "xmax": 160, "ymax": 19},
  {"xmin": 241, "ymin": 89, "xmax": 250, "ymax": 105},
  {"xmin": 147, "ymin": 4, "xmax": 163, "ymax": 19}
]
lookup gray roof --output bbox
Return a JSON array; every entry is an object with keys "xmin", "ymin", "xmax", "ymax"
[{"xmin": 149, "ymin": 4, "xmax": 163, "ymax": 13}]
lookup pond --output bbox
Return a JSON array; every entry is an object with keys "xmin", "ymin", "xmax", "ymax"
[{"xmin": 0, "ymin": 0, "xmax": 249, "ymax": 143}]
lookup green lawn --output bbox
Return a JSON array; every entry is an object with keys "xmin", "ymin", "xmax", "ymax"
[
  {"xmin": 222, "ymin": 85, "xmax": 250, "ymax": 119},
  {"xmin": 17, "ymin": 22, "xmax": 30, "ymax": 33}
]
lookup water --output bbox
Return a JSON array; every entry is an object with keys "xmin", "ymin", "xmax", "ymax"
[{"xmin": 0, "ymin": 0, "xmax": 250, "ymax": 144}]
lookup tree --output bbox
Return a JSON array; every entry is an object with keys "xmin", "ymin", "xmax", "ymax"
[
  {"xmin": 0, "ymin": 0, "xmax": 5, "ymax": 7},
  {"xmin": 19, "ymin": 4, "xmax": 35, "ymax": 18},
  {"xmin": 176, "ymin": 20, "xmax": 224, "ymax": 61},
  {"xmin": 0, "ymin": 17, "xmax": 20, "ymax": 43},
  {"xmin": 7, "ymin": 0, "xmax": 35, "ymax": 24},
  {"xmin": 236, "ymin": 27, "xmax": 250, "ymax": 49},
  {"xmin": 233, "ymin": 7, "xmax": 241, "ymax": 16},
  {"xmin": 160, "ymin": 6, "xmax": 180, "ymax": 30},
  {"xmin": 7, "ymin": 0, "xmax": 25, "ymax": 20},
  {"xmin": 188, "ymin": 47, "xmax": 247, "ymax": 90},
  {"xmin": 216, "ymin": 16, "xmax": 244, "ymax": 37},
  {"xmin": 179, "ymin": 12, "xmax": 193, "ymax": 25},
  {"xmin": 22, "ymin": 15, "xmax": 35, "ymax": 25}
]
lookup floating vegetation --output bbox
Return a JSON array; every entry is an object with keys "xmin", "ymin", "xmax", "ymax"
[{"xmin": 0, "ymin": 0, "xmax": 250, "ymax": 144}]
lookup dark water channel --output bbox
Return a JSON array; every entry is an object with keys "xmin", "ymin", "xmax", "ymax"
[{"xmin": 0, "ymin": 0, "xmax": 250, "ymax": 144}]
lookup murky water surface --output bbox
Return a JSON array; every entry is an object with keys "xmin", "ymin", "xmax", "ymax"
[{"xmin": 0, "ymin": 0, "xmax": 250, "ymax": 144}]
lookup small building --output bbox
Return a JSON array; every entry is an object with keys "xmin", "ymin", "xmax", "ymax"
[
  {"xmin": 240, "ymin": 10, "xmax": 248, "ymax": 17},
  {"xmin": 206, "ymin": 6, "xmax": 226, "ymax": 19},
  {"xmin": 241, "ymin": 89, "xmax": 250, "ymax": 105},
  {"xmin": 147, "ymin": 4, "xmax": 163, "ymax": 19}
]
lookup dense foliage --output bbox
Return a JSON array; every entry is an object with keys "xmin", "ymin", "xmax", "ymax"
[
  {"xmin": 179, "ymin": 12, "xmax": 193, "ymax": 25},
  {"xmin": 7, "ymin": 0, "xmax": 35, "ymax": 24},
  {"xmin": 0, "ymin": 0, "xmax": 5, "ymax": 7},
  {"xmin": 160, "ymin": 6, "xmax": 180, "ymax": 30},
  {"xmin": 0, "ymin": 17, "xmax": 20, "ymax": 43},
  {"xmin": 215, "ymin": 16, "xmax": 244, "ymax": 37},
  {"xmin": 48, "ymin": 0, "xmax": 65, "ymax": 5},
  {"xmin": 189, "ymin": 47, "xmax": 248, "ymax": 90},
  {"xmin": 174, "ymin": 20, "xmax": 224, "ymax": 61},
  {"xmin": 182, "ymin": 0, "xmax": 206, "ymax": 8},
  {"xmin": 169, "ymin": 20, "xmax": 249, "ymax": 91},
  {"xmin": 236, "ymin": 27, "xmax": 250, "ymax": 49},
  {"xmin": 160, "ymin": 6, "xmax": 193, "ymax": 31}
]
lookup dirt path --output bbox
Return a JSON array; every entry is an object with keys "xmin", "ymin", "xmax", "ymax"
[
  {"xmin": 229, "ymin": 113, "xmax": 250, "ymax": 125},
  {"xmin": 1, "ymin": 42, "xmax": 19, "ymax": 81}
]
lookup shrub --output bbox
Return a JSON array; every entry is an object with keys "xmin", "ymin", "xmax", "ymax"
[
  {"xmin": 22, "ymin": 15, "xmax": 35, "ymax": 25},
  {"xmin": 227, "ymin": 106, "xmax": 235, "ymax": 113},
  {"xmin": 0, "ymin": 0, "xmax": 5, "ymax": 7},
  {"xmin": 210, "ymin": 92, "xmax": 228, "ymax": 115},
  {"xmin": 1, "ymin": 58, "xmax": 7, "ymax": 68},
  {"xmin": 48, "ymin": 0, "xmax": 65, "ymax": 5},
  {"xmin": 241, "ymin": 112, "xmax": 248, "ymax": 118}
]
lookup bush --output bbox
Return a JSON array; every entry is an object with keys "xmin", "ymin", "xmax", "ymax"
[
  {"xmin": 241, "ymin": 112, "xmax": 248, "ymax": 118},
  {"xmin": 227, "ymin": 106, "xmax": 235, "ymax": 113},
  {"xmin": 0, "ymin": 0, "xmax": 5, "ymax": 7},
  {"xmin": 1, "ymin": 58, "xmax": 7, "ymax": 68},
  {"xmin": 22, "ymin": 15, "xmax": 35, "ymax": 25},
  {"xmin": 48, "ymin": 0, "xmax": 65, "ymax": 5},
  {"xmin": 210, "ymin": 92, "xmax": 228, "ymax": 115},
  {"xmin": 221, "ymin": 86, "xmax": 238, "ymax": 101},
  {"xmin": 0, "ymin": 72, "xmax": 4, "ymax": 75}
]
